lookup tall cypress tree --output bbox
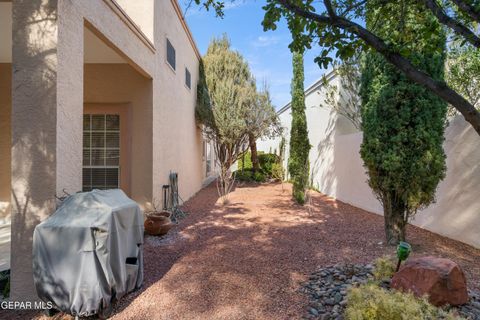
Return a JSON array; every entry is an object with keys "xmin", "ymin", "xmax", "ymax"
[
  {"xmin": 288, "ymin": 52, "xmax": 310, "ymax": 204},
  {"xmin": 360, "ymin": 1, "xmax": 447, "ymax": 244}
]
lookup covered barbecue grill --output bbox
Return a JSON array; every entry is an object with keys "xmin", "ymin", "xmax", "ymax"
[{"xmin": 33, "ymin": 189, "xmax": 144, "ymax": 318}]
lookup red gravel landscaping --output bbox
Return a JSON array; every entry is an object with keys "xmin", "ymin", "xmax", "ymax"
[{"xmin": 3, "ymin": 182, "xmax": 480, "ymax": 319}]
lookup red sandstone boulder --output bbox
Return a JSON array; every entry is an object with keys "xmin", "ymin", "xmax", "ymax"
[{"xmin": 391, "ymin": 256, "xmax": 469, "ymax": 306}]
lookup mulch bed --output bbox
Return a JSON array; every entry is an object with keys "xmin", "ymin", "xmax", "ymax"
[{"xmin": 2, "ymin": 182, "xmax": 479, "ymax": 319}]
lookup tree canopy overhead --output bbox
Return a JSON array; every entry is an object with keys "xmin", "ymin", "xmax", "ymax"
[
  {"xmin": 447, "ymin": 45, "xmax": 480, "ymax": 113},
  {"xmin": 191, "ymin": 0, "xmax": 480, "ymax": 136}
]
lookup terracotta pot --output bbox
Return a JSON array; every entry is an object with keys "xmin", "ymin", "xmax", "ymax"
[
  {"xmin": 144, "ymin": 211, "xmax": 173, "ymax": 236},
  {"xmin": 156, "ymin": 211, "xmax": 171, "ymax": 218}
]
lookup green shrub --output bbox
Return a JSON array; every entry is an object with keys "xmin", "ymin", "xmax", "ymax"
[
  {"xmin": 271, "ymin": 163, "xmax": 284, "ymax": 181},
  {"xmin": 236, "ymin": 152, "xmax": 280, "ymax": 182},
  {"xmin": 253, "ymin": 171, "xmax": 266, "ymax": 182},
  {"xmin": 235, "ymin": 169, "xmax": 253, "ymax": 182},
  {"xmin": 238, "ymin": 152, "xmax": 280, "ymax": 178},
  {"xmin": 258, "ymin": 152, "xmax": 280, "ymax": 175},
  {"xmin": 345, "ymin": 284, "xmax": 460, "ymax": 320},
  {"xmin": 238, "ymin": 152, "xmax": 252, "ymax": 170},
  {"xmin": 373, "ymin": 256, "xmax": 396, "ymax": 282},
  {"xmin": 234, "ymin": 169, "xmax": 266, "ymax": 183}
]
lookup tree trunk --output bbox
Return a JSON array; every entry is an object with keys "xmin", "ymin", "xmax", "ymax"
[
  {"xmin": 217, "ymin": 164, "xmax": 233, "ymax": 204},
  {"xmin": 249, "ymin": 134, "xmax": 260, "ymax": 173},
  {"xmin": 383, "ymin": 199, "xmax": 407, "ymax": 245}
]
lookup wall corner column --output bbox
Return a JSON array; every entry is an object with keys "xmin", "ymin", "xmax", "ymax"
[{"xmin": 11, "ymin": 0, "xmax": 83, "ymax": 301}]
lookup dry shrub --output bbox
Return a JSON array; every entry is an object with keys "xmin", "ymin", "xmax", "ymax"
[
  {"xmin": 345, "ymin": 284, "xmax": 461, "ymax": 320},
  {"xmin": 373, "ymin": 255, "xmax": 396, "ymax": 282}
]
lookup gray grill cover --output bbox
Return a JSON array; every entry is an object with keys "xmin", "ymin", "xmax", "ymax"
[{"xmin": 33, "ymin": 189, "xmax": 144, "ymax": 317}]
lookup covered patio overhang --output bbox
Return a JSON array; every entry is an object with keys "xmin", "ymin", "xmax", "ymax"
[{"xmin": 83, "ymin": 24, "xmax": 153, "ymax": 207}]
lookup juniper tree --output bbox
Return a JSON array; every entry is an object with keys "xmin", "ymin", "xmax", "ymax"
[
  {"xmin": 195, "ymin": 35, "xmax": 280, "ymax": 201},
  {"xmin": 288, "ymin": 52, "xmax": 310, "ymax": 204},
  {"xmin": 360, "ymin": 1, "xmax": 448, "ymax": 245},
  {"xmin": 195, "ymin": 36, "xmax": 254, "ymax": 201}
]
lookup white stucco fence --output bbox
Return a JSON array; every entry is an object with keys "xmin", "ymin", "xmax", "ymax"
[{"xmin": 258, "ymin": 73, "xmax": 480, "ymax": 249}]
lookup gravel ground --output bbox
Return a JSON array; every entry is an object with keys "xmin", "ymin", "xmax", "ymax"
[
  {"xmin": 1, "ymin": 182, "xmax": 479, "ymax": 319},
  {"xmin": 301, "ymin": 264, "xmax": 375, "ymax": 319}
]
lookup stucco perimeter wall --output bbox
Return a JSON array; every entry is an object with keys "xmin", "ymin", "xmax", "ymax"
[
  {"xmin": 258, "ymin": 76, "xmax": 480, "ymax": 248},
  {"xmin": 313, "ymin": 117, "xmax": 480, "ymax": 249},
  {"xmin": 152, "ymin": 1, "xmax": 203, "ymax": 203},
  {"xmin": 414, "ymin": 117, "xmax": 480, "ymax": 248},
  {"xmin": 0, "ymin": 64, "xmax": 11, "ymax": 223},
  {"xmin": 84, "ymin": 64, "xmax": 153, "ymax": 206}
]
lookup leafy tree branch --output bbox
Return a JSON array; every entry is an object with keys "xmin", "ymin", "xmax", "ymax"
[{"xmin": 193, "ymin": 0, "xmax": 480, "ymax": 136}]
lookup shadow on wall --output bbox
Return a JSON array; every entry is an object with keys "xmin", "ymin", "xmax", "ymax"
[
  {"xmin": 310, "ymin": 103, "xmax": 382, "ymax": 214},
  {"xmin": 413, "ymin": 116, "xmax": 480, "ymax": 247},
  {"xmin": 311, "ymin": 107, "xmax": 337, "ymax": 195},
  {"xmin": 311, "ymin": 111, "xmax": 480, "ymax": 248},
  {"xmin": 0, "ymin": 62, "xmax": 11, "ymax": 225},
  {"xmin": 10, "ymin": 0, "xmax": 58, "ymax": 299}
]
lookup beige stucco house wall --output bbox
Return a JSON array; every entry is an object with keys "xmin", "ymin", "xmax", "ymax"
[
  {"xmin": 84, "ymin": 64, "xmax": 154, "ymax": 205},
  {"xmin": 258, "ymin": 71, "xmax": 480, "ymax": 249},
  {"xmin": 152, "ymin": 1, "xmax": 204, "ymax": 202},
  {"xmin": 0, "ymin": 63, "xmax": 11, "ymax": 223},
  {"xmin": 1, "ymin": 0, "xmax": 213, "ymax": 301}
]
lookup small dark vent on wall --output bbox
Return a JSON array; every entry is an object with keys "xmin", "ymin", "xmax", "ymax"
[
  {"xmin": 185, "ymin": 67, "xmax": 191, "ymax": 89},
  {"xmin": 167, "ymin": 38, "xmax": 176, "ymax": 70}
]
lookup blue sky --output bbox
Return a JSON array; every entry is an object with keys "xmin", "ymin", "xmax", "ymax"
[{"xmin": 179, "ymin": 0, "xmax": 330, "ymax": 109}]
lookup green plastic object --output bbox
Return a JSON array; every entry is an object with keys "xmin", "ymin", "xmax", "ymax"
[{"xmin": 397, "ymin": 241, "xmax": 411, "ymax": 261}]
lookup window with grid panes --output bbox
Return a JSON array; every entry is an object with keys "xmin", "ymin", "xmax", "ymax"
[{"xmin": 82, "ymin": 114, "xmax": 120, "ymax": 191}]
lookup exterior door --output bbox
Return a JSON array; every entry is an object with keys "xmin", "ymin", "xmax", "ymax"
[{"xmin": 83, "ymin": 104, "xmax": 130, "ymax": 195}]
